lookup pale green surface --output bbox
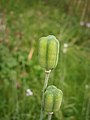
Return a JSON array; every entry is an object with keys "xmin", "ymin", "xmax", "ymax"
[
  {"xmin": 53, "ymin": 90, "xmax": 63, "ymax": 112},
  {"xmin": 44, "ymin": 86, "xmax": 63, "ymax": 113},
  {"xmin": 39, "ymin": 35, "xmax": 59, "ymax": 70},
  {"xmin": 39, "ymin": 37, "xmax": 47, "ymax": 69},
  {"xmin": 48, "ymin": 40, "xmax": 59, "ymax": 69},
  {"xmin": 44, "ymin": 91, "xmax": 54, "ymax": 112}
]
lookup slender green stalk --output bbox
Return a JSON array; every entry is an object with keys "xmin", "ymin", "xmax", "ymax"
[
  {"xmin": 40, "ymin": 70, "xmax": 51, "ymax": 120},
  {"xmin": 43, "ymin": 70, "xmax": 51, "ymax": 91},
  {"xmin": 48, "ymin": 113, "xmax": 53, "ymax": 120}
]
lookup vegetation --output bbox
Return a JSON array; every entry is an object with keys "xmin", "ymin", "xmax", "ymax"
[{"xmin": 0, "ymin": 0, "xmax": 90, "ymax": 120}]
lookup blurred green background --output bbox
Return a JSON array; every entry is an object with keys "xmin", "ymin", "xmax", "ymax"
[{"xmin": 0, "ymin": 0, "xmax": 90, "ymax": 120}]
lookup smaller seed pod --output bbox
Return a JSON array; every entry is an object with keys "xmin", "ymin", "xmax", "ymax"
[
  {"xmin": 44, "ymin": 85, "xmax": 63, "ymax": 113},
  {"xmin": 38, "ymin": 35, "xmax": 59, "ymax": 71},
  {"xmin": 44, "ymin": 91, "xmax": 53, "ymax": 112}
]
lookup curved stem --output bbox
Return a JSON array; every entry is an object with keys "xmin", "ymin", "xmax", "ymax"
[{"xmin": 40, "ymin": 70, "xmax": 51, "ymax": 120}]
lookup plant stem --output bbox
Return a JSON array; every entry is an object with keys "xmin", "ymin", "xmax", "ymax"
[
  {"xmin": 48, "ymin": 113, "xmax": 53, "ymax": 120},
  {"xmin": 40, "ymin": 70, "xmax": 51, "ymax": 120},
  {"xmin": 43, "ymin": 70, "xmax": 51, "ymax": 91}
]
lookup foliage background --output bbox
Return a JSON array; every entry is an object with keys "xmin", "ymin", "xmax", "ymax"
[{"xmin": 0, "ymin": 0, "xmax": 90, "ymax": 120}]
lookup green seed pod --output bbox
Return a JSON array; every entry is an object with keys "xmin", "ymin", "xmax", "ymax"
[
  {"xmin": 38, "ymin": 35, "xmax": 59, "ymax": 70},
  {"xmin": 53, "ymin": 89, "xmax": 63, "ymax": 112},
  {"xmin": 44, "ymin": 85, "xmax": 63, "ymax": 113}
]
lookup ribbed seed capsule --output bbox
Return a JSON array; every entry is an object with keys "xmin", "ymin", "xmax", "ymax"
[
  {"xmin": 44, "ymin": 91, "xmax": 53, "ymax": 112},
  {"xmin": 44, "ymin": 85, "xmax": 63, "ymax": 113},
  {"xmin": 53, "ymin": 89, "xmax": 63, "ymax": 112},
  {"xmin": 38, "ymin": 35, "xmax": 59, "ymax": 70}
]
